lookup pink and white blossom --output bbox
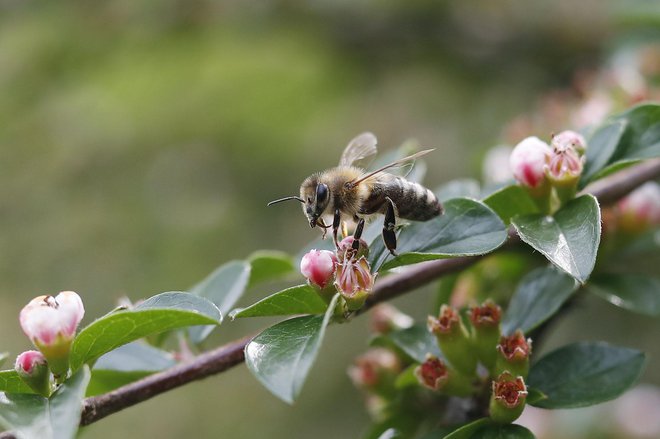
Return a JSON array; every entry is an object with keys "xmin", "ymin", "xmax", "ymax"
[
  {"xmin": 510, "ymin": 137, "xmax": 552, "ymax": 188},
  {"xmin": 300, "ymin": 249, "xmax": 337, "ymax": 289}
]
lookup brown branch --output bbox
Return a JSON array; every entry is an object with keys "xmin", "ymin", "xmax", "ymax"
[{"xmin": 1, "ymin": 158, "xmax": 659, "ymax": 438}]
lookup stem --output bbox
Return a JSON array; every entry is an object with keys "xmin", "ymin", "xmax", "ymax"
[{"xmin": 1, "ymin": 158, "xmax": 658, "ymax": 439}]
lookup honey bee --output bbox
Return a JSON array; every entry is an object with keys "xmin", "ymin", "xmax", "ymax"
[{"xmin": 268, "ymin": 132, "xmax": 443, "ymax": 255}]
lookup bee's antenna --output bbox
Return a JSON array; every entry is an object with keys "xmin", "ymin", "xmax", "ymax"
[{"xmin": 267, "ymin": 196, "xmax": 304, "ymax": 206}]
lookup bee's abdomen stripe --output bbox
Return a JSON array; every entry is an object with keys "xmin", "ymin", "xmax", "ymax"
[{"xmin": 392, "ymin": 179, "xmax": 442, "ymax": 221}]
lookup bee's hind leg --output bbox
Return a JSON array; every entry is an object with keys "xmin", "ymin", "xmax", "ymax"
[
  {"xmin": 332, "ymin": 209, "xmax": 341, "ymax": 248},
  {"xmin": 352, "ymin": 217, "xmax": 365, "ymax": 250},
  {"xmin": 383, "ymin": 197, "xmax": 398, "ymax": 256}
]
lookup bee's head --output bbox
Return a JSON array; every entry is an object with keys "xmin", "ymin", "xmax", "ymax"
[{"xmin": 300, "ymin": 176, "xmax": 330, "ymax": 228}]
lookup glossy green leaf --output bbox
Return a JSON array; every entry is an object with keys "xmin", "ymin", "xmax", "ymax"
[
  {"xmin": 188, "ymin": 260, "xmax": 251, "ymax": 342},
  {"xmin": 528, "ymin": 342, "xmax": 646, "ymax": 408},
  {"xmin": 588, "ymin": 273, "xmax": 660, "ymax": 316},
  {"xmin": 502, "ymin": 266, "xmax": 578, "ymax": 335},
  {"xmin": 0, "ymin": 366, "xmax": 90, "ymax": 439},
  {"xmin": 245, "ymin": 294, "xmax": 338, "ymax": 404},
  {"xmin": 230, "ymin": 284, "xmax": 328, "ymax": 319},
  {"xmin": 444, "ymin": 419, "xmax": 534, "ymax": 439},
  {"xmin": 369, "ymin": 198, "xmax": 507, "ymax": 271},
  {"xmin": 582, "ymin": 104, "xmax": 660, "ymax": 185},
  {"xmin": 526, "ymin": 387, "xmax": 548, "ymax": 405},
  {"xmin": 247, "ymin": 250, "xmax": 295, "ymax": 288},
  {"xmin": 512, "ymin": 195, "xmax": 601, "ymax": 283},
  {"xmin": 70, "ymin": 292, "xmax": 221, "ymax": 371},
  {"xmin": 434, "ymin": 179, "xmax": 481, "ymax": 202},
  {"xmin": 483, "ymin": 185, "xmax": 540, "ymax": 225},
  {"xmin": 0, "ymin": 371, "xmax": 33, "ymax": 394},
  {"xmin": 385, "ymin": 324, "xmax": 443, "ymax": 363}
]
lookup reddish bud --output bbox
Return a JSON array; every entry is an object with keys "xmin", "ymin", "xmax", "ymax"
[
  {"xmin": 428, "ymin": 305, "xmax": 477, "ymax": 376},
  {"xmin": 551, "ymin": 130, "xmax": 587, "ymax": 155},
  {"xmin": 19, "ymin": 291, "xmax": 85, "ymax": 378},
  {"xmin": 490, "ymin": 372, "xmax": 528, "ymax": 424},
  {"xmin": 427, "ymin": 305, "xmax": 461, "ymax": 335},
  {"xmin": 510, "ymin": 137, "xmax": 552, "ymax": 189},
  {"xmin": 348, "ymin": 348, "xmax": 401, "ymax": 393},
  {"xmin": 470, "ymin": 300, "xmax": 502, "ymax": 371},
  {"xmin": 469, "ymin": 300, "xmax": 502, "ymax": 329},
  {"xmin": 337, "ymin": 236, "xmax": 369, "ymax": 261},
  {"xmin": 495, "ymin": 330, "xmax": 532, "ymax": 378},
  {"xmin": 415, "ymin": 356, "xmax": 448, "ymax": 391},
  {"xmin": 300, "ymin": 249, "xmax": 337, "ymax": 289},
  {"xmin": 15, "ymin": 350, "xmax": 50, "ymax": 396},
  {"xmin": 617, "ymin": 182, "xmax": 660, "ymax": 233},
  {"xmin": 335, "ymin": 256, "xmax": 374, "ymax": 310}
]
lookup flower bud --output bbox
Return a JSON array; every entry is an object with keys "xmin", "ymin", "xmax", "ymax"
[
  {"xmin": 551, "ymin": 130, "xmax": 587, "ymax": 155},
  {"xmin": 495, "ymin": 330, "xmax": 532, "ymax": 378},
  {"xmin": 469, "ymin": 300, "xmax": 502, "ymax": 372},
  {"xmin": 428, "ymin": 305, "xmax": 477, "ymax": 376},
  {"xmin": 15, "ymin": 350, "xmax": 50, "ymax": 397},
  {"xmin": 19, "ymin": 291, "xmax": 84, "ymax": 379},
  {"xmin": 414, "ymin": 355, "xmax": 473, "ymax": 396},
  {"xmin": 348, "ymin": 348, "xmax": 401, "ymax": 395},
  {"xmin": 335, "ymin": 256, "xmax": 374, "ymax": 311},
  {"xmin": 510, "ymin": 137, "xmax": 552, "ymax": 212},
  {"xmin": 369, "ymin": 304, "xmax": 414, "ymax": 335},
  {"xmin": 617, "ymin": 182, "xmax": 660, "ymax": 233},
  {"xmin": 490, "ymin": 372, "xmax": 528, "ymax": 424},
  {"xmin": 545, "ymin": 144, "xmax": 584, "ymax": 204},
  {"xmin": 337, "ymin": 236, "xmax": 369, "ymax": 261},
  {"xmin": 300, "ymin": 249, "xmax": 338, "ymax": 290}
]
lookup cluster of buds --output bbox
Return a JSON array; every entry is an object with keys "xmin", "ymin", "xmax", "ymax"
[
  {"xmin": 422, "ymin": 300, "xmax": 532, "ymax": 424},
  {"xmin": 15, "ymin": 291, "xmax": 85, "ymax": 391},
  {"xmin": 509, "ymin": 130, "xmax": 587, "ymax": 212},
  {"xmin": 300, "ymin": 236, "xmax": 375, "ymax": 311}
]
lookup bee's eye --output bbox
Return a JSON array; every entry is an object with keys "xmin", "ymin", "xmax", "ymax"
[{"xmin": 316, "ymin": 184, "xmax": 328, "ymax": 204}]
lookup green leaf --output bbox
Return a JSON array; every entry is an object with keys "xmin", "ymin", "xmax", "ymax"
[
  {"xmin": 188, "ymin": 260, "xmax": 251, "ymax": 342},
  {"xmin": 526, "ymin": 387, "xmax": 548, "ymax": 405},
  {"xmin": 0, "ymin": 371, "xmax": 33, "ymax": 394},
  {"xmin": 528, "ymin": 342, "xmax": 646, "ymax": 408},
  {"xmin": 245, "ymin": 294, "xmax": 338, "ymax": 404},
  {"xmin": 369, "ymin": 198, "xmax": 507, "ymax": 271},
  {"xmin": 502, "ymin": 266, "xmax": 578, "ymax": 335},
  {"xmin": 87, "ymin": 370, "xmax": 153, "ymax": 397},
  {"xmin": 230, "ymin": 284, "xmax": 328, "ymax": 319},
  {"xmin": 582, "ymin": 104, "xmax": 660, "ymax": 186},
  {"xmin": 512, "ymin": 195, "xmax": 601, "ymax": 283},
  {"xmin": 588, "ymin": 273, "xmax": 660, "ymax": 316},
  {"xmin": 444, "ymin": 419, "xmax": 534, "ymax": 439},
  {"xmin": 0, "ymin": 366, "xmax": 91, "ymax": 439},
  {"xmin": 70, "ymin": 292, "xmax": 221, "ymax": 371},
  {"xmin": 247, "ymin": 250, "xmax": 295, "ymax": 288},
  {"xmin": 483, "ymin": 185, "xmax": 540, "ymax": 225},
  {"xmin": 384, "ymin": 324, "xmax": 443, "ymax": 363},
  {"xmin": 434, "ymin": 179, "xmax": 481, "ymax": 202}
]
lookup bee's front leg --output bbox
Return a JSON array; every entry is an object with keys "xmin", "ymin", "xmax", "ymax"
[
  {"xmin": 332, "ymin": 209, "xmax": 341, "ymax": 248},
  {"xmin": 383, "ymin": 197, "xmax": 398, "ymax": 256}
]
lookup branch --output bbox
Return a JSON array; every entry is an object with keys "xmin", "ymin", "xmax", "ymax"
[{"xmin": 1, "ymin": 158, "xmax": 658, "ymax": 438}]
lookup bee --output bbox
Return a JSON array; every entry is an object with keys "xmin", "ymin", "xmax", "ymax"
[{"xmin": 268, "ymin": 132, "xmax": 443, "ymax": 256}]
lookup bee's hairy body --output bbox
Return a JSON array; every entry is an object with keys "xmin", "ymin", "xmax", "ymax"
[{"xmin": 301, "ymin": 166, "xmax": 441, "ymax": 226}]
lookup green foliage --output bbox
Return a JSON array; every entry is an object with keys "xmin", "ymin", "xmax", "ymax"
[
  {"xmin": 444, "ymin": 419, "xmax": 534, "ymax": 439},
  {"xmin": 70, "ymin": 292, "xmax": 221, "ymax": 371},
  {"xmin": 0, "ymin": 367, "xmax": 90, "ymax": 439},
  {"xmin": 502, "ymin": 266, "xmax": 578, "ymax": 335},
  {"xmin": 247, "ymin": 251, "xmax": 295, "ymax": 288},
  {"xmin": 376, "ymin": 324, "xmax": 443, "ymax": 363},
  {"xmin": 588, "ymin": 273, "xmax": 660, "ymax": 316},
  {"xmin": 369, "ymin": 198, "xmax": 507, "ymax": 270},
  {"xmin": 244, "ymin": 294, "xmax": 339, "ymax": 404},
  {"xmin": 512, "ymin": 195, "xmax": 601, "ymax": 283},
  {"xmin": 0, "ymin": 371, "xmax": 33, "ymax": 394},
  {"xmin": 581, "ymin": 104, "xmax": 660, "ymax": 186},
  {"xmin": 231, "ymin": 284, "xmax": 328, "ymax": 318},
  {"xmin": 483, "ymin": 185, "xmax": 540, "ymax": 225},
  {"xmin": 528, "ymin": 342, "xmax": 646, "ymax": 408}
]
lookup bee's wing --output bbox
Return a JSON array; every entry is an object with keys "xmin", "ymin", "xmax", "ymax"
[
  {"xmin": 351, "ymin": 149, "xmax": 435, "ymax": 186},
  {"xmin": 339, "ymin": 132, "xmax": 378, "ymax": 167}
]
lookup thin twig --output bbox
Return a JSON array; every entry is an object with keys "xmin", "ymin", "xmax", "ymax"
[{"xmin": 1, "ymin": 159, "xmax": 659, "ymax": 438}]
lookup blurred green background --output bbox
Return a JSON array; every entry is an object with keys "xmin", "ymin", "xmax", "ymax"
[{"xmin": 1, "ymin": 1, "xmax": 659, "ymax": 438}]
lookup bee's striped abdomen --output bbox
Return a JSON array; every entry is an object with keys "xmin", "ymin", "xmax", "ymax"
[{"xmin": 385, "ymin": 177, "xmax": 442, "ymax": 221}]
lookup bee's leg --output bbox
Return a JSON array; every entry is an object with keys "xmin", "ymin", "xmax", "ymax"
[
  {"xmin": 332, "ymin": 209, "xmax": 341, "ymax": 248},
  {"xmin": 352, "ymin": 218, "xmax": 365, "ymax": 250},
  {"xmin": 383, "ymin": 197, "xmax": 398, "ymax": 256}
]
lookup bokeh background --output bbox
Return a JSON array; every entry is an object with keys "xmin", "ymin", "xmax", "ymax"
[{"xmin": 1, "ymin": 1, "xmax": 659, "ymax": 438}]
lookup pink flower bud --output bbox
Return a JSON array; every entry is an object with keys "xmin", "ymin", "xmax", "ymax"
[
  {"xmin": 546, "ymin": 146, "xmax": 584, "ymax": 181},
  {"xmin": 300, "ymin": 249, "xmax": 337, "ymax": 289},
  {"xmin": 15, "ymin": 350, "xmax": 50, "ymax": 396},
  {"xmin": 335, "ymin": 256, "xmax": 374, "ymax": 310},
  {"xmin": 469, "ymin": 299, "xmax": 502, "ymax": 329},
  {"xmin": 427, "ymin": 305, "xmax": 461, "ymax": 335},
  {"xmin": 15, "ymin": 350, "xmax": 47, "ymax": 376},
  {"xmin": 337, "ymin": 236, "xmax": 369, "ymax": 261},
  {"xmin": 510, "ymin": 137, "xmax": 552, "ymax": 188},
  {"xmin": 617, "ymin": 182, "xmax": 660, "ymax": 232},
  {"xmin": 19, "ymin": 291, "xmax": 84, "ymax": 377},
  {"xmin": 551, "ymin": 130, "xmax": 587, "ymax": 155}
]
